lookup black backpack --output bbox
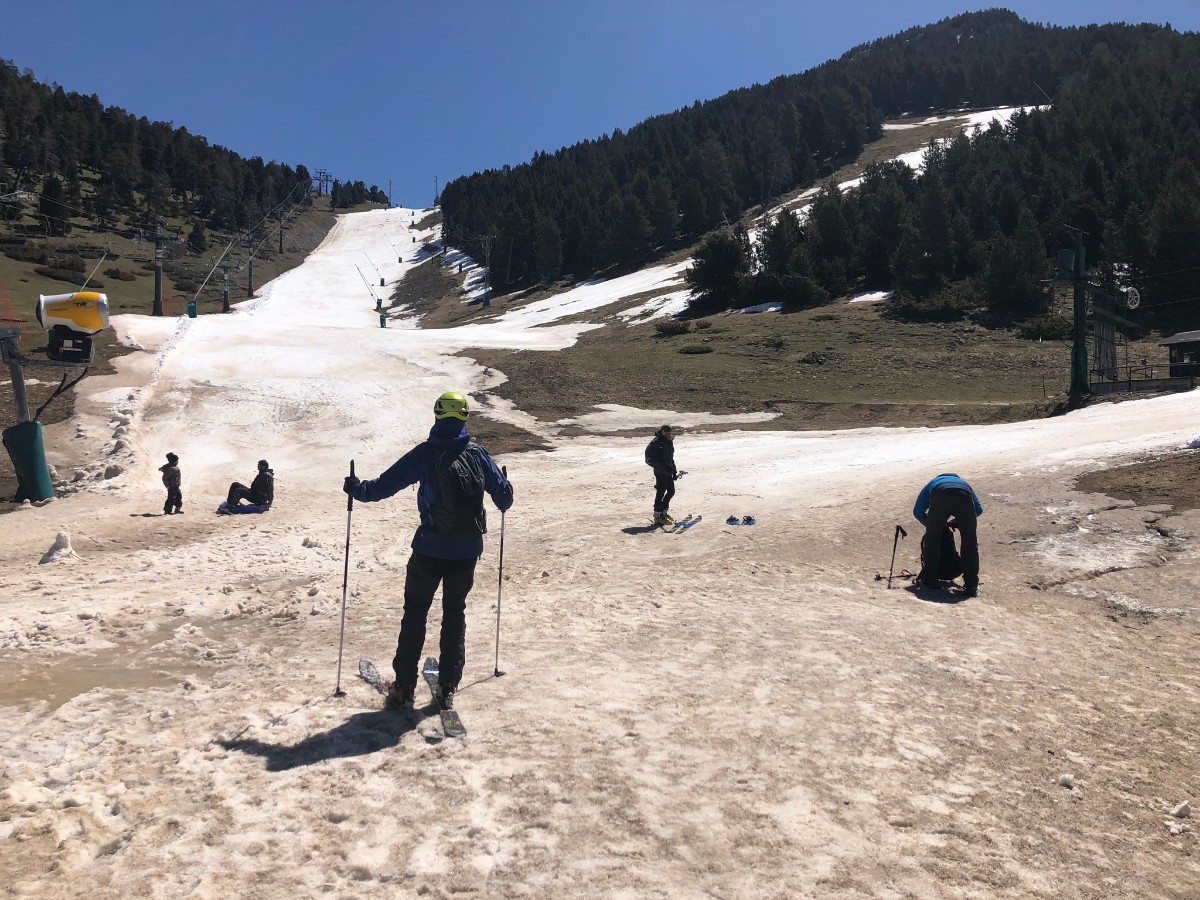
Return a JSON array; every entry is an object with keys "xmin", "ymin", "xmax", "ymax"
[
  {"xmin": 921, "ymin": 525, "xmax": 963, "ymax": 581},
  {"xmin": 429, "ymin": 443, "xmax": 488, "ymax": 538}
]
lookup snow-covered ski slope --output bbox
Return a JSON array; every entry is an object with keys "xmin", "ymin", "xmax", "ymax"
[{"xmin": 2, "ymin": 202, "xmax": 1199, "ymax": 898}]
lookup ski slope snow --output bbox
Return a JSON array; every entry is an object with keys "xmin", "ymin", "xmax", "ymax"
[{"xmin": 1, "ymin": 206, "xmax": 1198, "ymax": 898}]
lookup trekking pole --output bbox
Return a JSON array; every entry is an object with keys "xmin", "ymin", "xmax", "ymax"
[
  {"xmin": 887, "ymin": 524, "xmax": 907, "ymax": 589},
  {"xmin": 494, "ymin": 465, "xmax": 507, "ymax": 678},
  {"xmin": 334, "ymin": 460, "xmax": 354, "ymax": 697}
]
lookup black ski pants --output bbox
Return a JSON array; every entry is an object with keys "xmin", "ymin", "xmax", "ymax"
[
  {"xmin": 392, "ymin": 552, "xmax": 477, "ymax": 692},
  {"xmin": 226, "ymin": 482, "xmax": 266, "ymax": 508},
  {"xmin": 920, "ymin": 487, "xmax": 979, "ymax": 589},
  {"xmin": 653, "ymin": 470, "xmax": 675, "ymax": 513},
  {"xmin": 164, "ymin": 486, "xmax": 182, "ymax": 515}
]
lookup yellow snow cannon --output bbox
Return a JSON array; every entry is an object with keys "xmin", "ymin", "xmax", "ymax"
[
  {"xmin": 37, "ymin": 291, "xmax": 110, "ymax": 334},
  {"xmin": 36, "ymin": 291, "xmax": 110, "ymax": 363}
]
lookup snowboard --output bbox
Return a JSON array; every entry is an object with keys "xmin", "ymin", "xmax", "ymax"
[
  {"xmin": 217, "ymin": 501, "xmax": 270, "ymax": 515},
  {"xmin": 422, "ymin": 656, "xmax": 466, "ymax": 738}
]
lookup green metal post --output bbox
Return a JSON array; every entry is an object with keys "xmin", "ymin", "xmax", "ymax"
[
  {"xmin": 153, "ymin": 234, "xmax": 163, "ymax": 317},
  {"xmin": 1069, "ymin": 233, "xmax": 1090, "ymax": 398}
]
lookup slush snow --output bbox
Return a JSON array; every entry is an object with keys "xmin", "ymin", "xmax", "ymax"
[{"xmin": 1, "ymin": 111, "xmax": 1197, "ymax": 897}]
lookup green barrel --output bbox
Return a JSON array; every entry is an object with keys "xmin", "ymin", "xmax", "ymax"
[{"xmin": 3, "ymin": 421, "xmax": 55, "ymax": 502}]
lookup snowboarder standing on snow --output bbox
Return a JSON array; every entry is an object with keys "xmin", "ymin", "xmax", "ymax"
[
  {"xmin": 913, "ymin": 473, "xmax": 983, "ymax": 597},
  {"xmin": 343, "ymin": 391, "xmax": 513, "ymax": 713},
  {"xmin": 223, "ymin": 460, "xmax": 274, "ymax": 512},
  {"xmin": 160, "ymin": 452, "xmax": 182, "ymax": 515},
  {"xmin": 645, "ymin": 424, "xmax": 683, "ymax": 526}
]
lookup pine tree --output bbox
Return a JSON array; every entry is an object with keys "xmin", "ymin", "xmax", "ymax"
[
  {"xmin": 686, "ymin": 230, "xmax": 749, "ymax": 311},
  {"xmin": 187, "ymin": 219, "xmax": 208, "ymax": 254},
  {"xmin": 533, "ymin": 216, "xmax": 562, "ymax": 282},
  {"xmin": 38, "ymin": 173, "xmax": 71, "ymax": 236}
]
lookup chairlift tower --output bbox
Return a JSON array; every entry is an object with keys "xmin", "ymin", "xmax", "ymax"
[{"xmin": 1056, "ymin": 226, "xmax": 1142, "ymax": 398}]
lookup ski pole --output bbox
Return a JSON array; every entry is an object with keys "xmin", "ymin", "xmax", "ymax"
[
  {"xmin": 887, "ymin": 524, "xmax": 907, "ymax": 589},
  {"xmin": 334, "ymin": 460, "xmax": 355, "ymax": 696},
  {"xmin": 494, "ymin": 465, "xmax": 507, "ymax": 678}
]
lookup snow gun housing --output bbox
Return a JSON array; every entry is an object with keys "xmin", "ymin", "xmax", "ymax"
[{"xmin": 36, "ymin": 291, "xmax": 109, "ymax": 363}]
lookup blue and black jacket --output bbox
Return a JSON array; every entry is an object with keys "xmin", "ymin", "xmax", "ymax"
[
  {"xmin": 913, "ymin": 474, "xmax": 983, "ymax": 525},
  {"xmin": 351, "ymin": 420, "xmax": 513, "ymax": 560}
]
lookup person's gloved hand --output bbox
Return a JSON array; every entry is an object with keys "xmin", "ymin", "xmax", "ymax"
[{"xmin": 343, "ymin": 475, "xmax": 360, "ymax": 495}]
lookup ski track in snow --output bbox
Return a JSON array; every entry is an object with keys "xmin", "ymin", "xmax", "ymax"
[{"xmin": 2, "ymin": 202, "xmax": 1199, "ymax": 898}]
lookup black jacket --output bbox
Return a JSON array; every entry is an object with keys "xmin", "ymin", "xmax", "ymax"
[
  {"xmin": 645, "ymin": 435, "xmax": 676, "ymax": 478},
  {"xmin": 250, "ymin": 469, "xmax": 274, "ymax": 505}
]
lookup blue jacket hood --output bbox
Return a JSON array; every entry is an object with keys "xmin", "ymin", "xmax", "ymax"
[{"xmin": 428, "ymin": 419, "xmax": 469, "ymax": 446}]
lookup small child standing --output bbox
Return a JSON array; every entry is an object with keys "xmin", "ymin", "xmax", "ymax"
[{"xmin": 160, "ymin": 452, "xmax": 182, "ymax": 515}]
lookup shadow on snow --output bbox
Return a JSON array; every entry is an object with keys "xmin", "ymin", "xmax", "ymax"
[{"xmin": 219, "ymin": 708, "xmax": 418, "ymax": 771}]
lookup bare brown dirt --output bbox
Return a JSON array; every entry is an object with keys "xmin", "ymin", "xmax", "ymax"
[{"xmin": 1076, "ymin": 449, "xmax": 1200, "ymax": 513}]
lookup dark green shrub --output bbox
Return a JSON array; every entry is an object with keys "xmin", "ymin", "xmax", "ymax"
[
  {"xmin": 677, "ymin": 344, "xmax": 713, "ymax": 354},
  {"xmin": 884, "ymin": 286, "xmax": 972, "ymax": 323},
  {"xmin": 654, "ymin": 319, "xmax": 692, "ymax": 337},
  {"xmin": 103, "ymin": 267, "xmax": 138, "ymax": 281},
  {"xmin": 3, "ymin": 244, "xmax": 50, "ymax": 264},
  {"xmin": 35, "ymin": 266, "xmax": 100, "ymax": 287}
]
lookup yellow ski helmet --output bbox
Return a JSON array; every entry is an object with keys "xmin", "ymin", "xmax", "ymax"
[{"xmin": 433, "ymin": 391, "xmax": 470, "ymax": 421}]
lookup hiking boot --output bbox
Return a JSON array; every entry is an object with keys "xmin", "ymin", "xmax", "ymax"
[
  {"xmin": 962, "ymin": 584, "xmax": 978, "ymax": 599},
  {"xmin": 386, "ymin": 682, "xmax": 415, "ymax": 712},
  {"xmin": 436, "ymin": 681, "xmax": 456, "ymax": 710}
]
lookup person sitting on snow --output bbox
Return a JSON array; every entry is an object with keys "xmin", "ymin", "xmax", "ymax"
[{"xmin": 222, "ymin": 459, "xmax": 274, "ymax": 513}]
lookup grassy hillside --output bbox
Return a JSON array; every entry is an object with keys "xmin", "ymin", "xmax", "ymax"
[{"xmin": 402, "ymin": 111, "xmax": 1174, "ymax": 440}]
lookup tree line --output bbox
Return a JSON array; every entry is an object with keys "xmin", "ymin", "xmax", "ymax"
[
  {"xmin": 440, "ymin": 10, "xmax": 1199, "ymax": 328},
  {"xmin": 687, "ymin": 29, "xmax": 1200, "ymax": 331},
  {"xmin": 0, "ymin": 58, "xmax": 314, "ymax": 239}
]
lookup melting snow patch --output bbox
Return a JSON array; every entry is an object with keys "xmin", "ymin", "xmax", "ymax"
[
  {"xmin": 1062, "ymin": 585, "xmax": 1188, "ymax": 620},
  {"xmin": 848, "ymin": 291, "xmax": 892, "ymax": 304},
  {"xmin": 552, "ymin": 403, "xmax": 777, "ymax": 432},
  {"xmin": 735, "ymin": 302, "xmax": 782, "ymax": 314},
  {"xmin": 616, "ymin": 289, "xmax": 692, "ymax": 324}
]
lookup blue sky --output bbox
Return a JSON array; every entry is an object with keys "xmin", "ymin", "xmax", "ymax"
[{"xmin": 5, "ymin": 1, "xmax": 1199, "ymax": 209}]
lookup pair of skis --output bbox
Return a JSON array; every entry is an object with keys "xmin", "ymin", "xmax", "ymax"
[
  {"xmin": 661, "ymin": 513, "xmax": 702, "ymax": 533},
  {"xmin": 357, "ymin": 657, "xmax": 466, "ymax": 739}
]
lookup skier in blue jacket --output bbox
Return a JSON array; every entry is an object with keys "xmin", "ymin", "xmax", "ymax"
[
  {"xmin": 913, "ymin": 473, "xmax": 983, "ymax": 597},
  {"xmin": 344, "ymin": 391, "xmax": 513, "ymax": 712}
]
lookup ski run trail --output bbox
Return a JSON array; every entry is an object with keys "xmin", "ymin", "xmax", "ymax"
[{"xmin": 1, "ymin": 205, "xmax": 1198, "ymax": 899}]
